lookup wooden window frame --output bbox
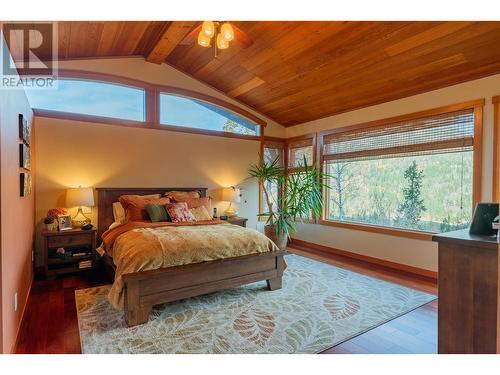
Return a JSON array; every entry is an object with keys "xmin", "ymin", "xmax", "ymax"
[
  {"xmin": 286, "ymin": 133, "xmax": 317, "ymax": 173},
  {"xmin": 258, "ymin": 134, "xmax": 319, "ymax": 220},
  {"xmin": 493, "ymin": 95, "xmax": 500, "ymax": 202},
  {"xmin": 31, "ymin": 69, "xmax": 266, "ymax": 141},
  {"xmin": 318, "ymin": 99, "xmax": 485, "ymax": 241},
  {"xmin": 259, "ymin": 136, "xmax": 286, "ymax": 220},
  {"xmin": 286, "ymin": 133, "xmax": 318, "ymax": 223}
]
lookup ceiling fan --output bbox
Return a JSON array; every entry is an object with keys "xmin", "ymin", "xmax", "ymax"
[{"xmin": 179, "ymin": 21, "xmax": 254, "ymax": 56}]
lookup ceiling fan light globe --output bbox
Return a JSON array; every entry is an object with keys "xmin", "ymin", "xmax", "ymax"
[
  {"xmin": 201, "ymin": 21, "xmax": 215, "ymax": 38},
  {"xmin": 197, "ymin": 32, "xmax": 211, "ymax": 47},
  {"xmin": 220, "ymin": 23, "xmax": 234, "ymax": 42},
  {"xmin": 216, "ymin": 33, "xmax": 229, "ymax": 49}
]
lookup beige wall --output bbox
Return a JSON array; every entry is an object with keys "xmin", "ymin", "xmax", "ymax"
[
  {"xmin": 34, "ymin": 118, "xmax": 263, "ymax": 263},
  {"xmin": 55, "ymin": 57, "xmax": 286, "ymax": 138},
  {"xmin": 286, "ymin": 73, "xmax": 500, "ymax": 272},
  {"xmin": 0, "ymin": 37, "xmax": 35, "ymax": 353}
]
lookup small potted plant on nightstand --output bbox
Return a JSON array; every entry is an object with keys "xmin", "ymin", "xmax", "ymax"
[
  {"xmin": 43, "ymin": 216, "xmax": 58, "ymax": 231},
  {"xmin": 248, "ymin": 156, "xmax": 329, "ymax": 250}
]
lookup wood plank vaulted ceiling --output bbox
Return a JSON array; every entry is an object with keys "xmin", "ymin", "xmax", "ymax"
[{"xmin": 44, "ymin": 21, "xmax": 500, "ymax": 126}]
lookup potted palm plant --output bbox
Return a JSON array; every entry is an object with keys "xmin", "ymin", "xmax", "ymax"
[{"xmin": 248, "ymin": 155, "xmax": 329, "ymax": 249}]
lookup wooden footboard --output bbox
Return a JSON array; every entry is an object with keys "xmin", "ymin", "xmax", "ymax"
[{"xmin": 121, "ymin": 250, "xmax": 287, "ymax": 326}]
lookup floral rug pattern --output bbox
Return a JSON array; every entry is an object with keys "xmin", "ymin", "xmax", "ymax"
[{"xmin": 76, "ymin": 254, "xmax": 435, "ymax": 353}]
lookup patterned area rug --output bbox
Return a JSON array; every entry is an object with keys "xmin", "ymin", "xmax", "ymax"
[{"xmin": 76, "ymin": 254, "xmax": 435, "ymax": 353}]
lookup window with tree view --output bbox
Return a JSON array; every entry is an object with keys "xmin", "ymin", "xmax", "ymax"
[
  {"xmin": 323, "ymin": 109, "xmax": 476, "ymax": 233},
  {"xmin": 159, "ymin": 93, "xmax": 260, "ymax": 136},
  {"xmin": 262, "ymin": 142, "xmax": 284, "ymax": 213},
  {"xmin": 288, "ymin": 138, "xmax": 315, "ymax": 220}
]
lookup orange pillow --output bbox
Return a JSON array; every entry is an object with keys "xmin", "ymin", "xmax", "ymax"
[
  {"xmin": 119, "ymin": 195, "xmax": 171, "ymax": 222},
  {"xmin": 164, "ymin": 190, "xmax": 200, "ymax": 201},
  {"xmin": 177, "ymin": 197, "xmax": 211, "ymax": 212}
]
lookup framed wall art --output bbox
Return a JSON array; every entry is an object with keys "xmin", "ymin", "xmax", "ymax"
[
  {"xmin": 20, "ymin": 172, "xmax": 31, "ymax": 197},
  {"xmin": 19, "ymin": 143, "xmax": 31, "ymax": 170},
  {"xmin": 18, "ymin": 114, "xmax": 31, "ymax": 145}
]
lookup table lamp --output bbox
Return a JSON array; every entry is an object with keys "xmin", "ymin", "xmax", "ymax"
[
  {"xmin": 66, "ymin": 186, "xmax": 94, "ymax": 227},
  {"xmin": 220, "ymin": 187, "xmax": 240, "ymax": 217}
]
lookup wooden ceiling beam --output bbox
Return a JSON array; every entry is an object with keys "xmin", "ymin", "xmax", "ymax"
[{"xmin": 146, "ymin": 21, "xmax": 197, "ymax": 64}]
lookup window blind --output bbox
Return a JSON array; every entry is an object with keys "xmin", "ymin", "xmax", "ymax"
[{"xmin": 323, "ymin": 109, "xmax": 475, "ymax": 162}]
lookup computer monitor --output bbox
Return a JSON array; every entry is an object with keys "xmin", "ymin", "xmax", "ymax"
[{"xmin": 469, "ymin": 203, "xmax": 499, "ymax": 236}]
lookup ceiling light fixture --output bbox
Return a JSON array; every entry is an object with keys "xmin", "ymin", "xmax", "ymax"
[
  {"xmin": 216, "ymin": 34, "xmax": 229, "ymax": 50},
  {"xmin": 201, "ymin": 21, "xmax": 215, "ymax": 38},
  {"xmin": 197, "ymin": 21, "xmax": 235, "ymax": 56},
  {"xmin": 220, "ymin": 23, "xmax": 234, "ymax": 42}
]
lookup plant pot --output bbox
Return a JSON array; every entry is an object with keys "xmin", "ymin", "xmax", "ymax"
[
  {"xmin": 264, "ymin": 224, "xmax": 288, "ymax": 250},
  {"xmin": 44, "ymin": 222, "xmax": 57, "ymax": 231}
]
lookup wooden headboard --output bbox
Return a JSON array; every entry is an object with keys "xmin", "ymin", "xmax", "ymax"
[{"xmin": 96, "ymin": 187, "xmax": 208, "ymax": 240}]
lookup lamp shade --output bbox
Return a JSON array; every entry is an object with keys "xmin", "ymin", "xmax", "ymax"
[
  {"xmin": 66, "ymin": 187, "xmax": 94, "ymax": 208},
  {"xmin": 220, "ymin": 187, "xmax": 238, "ymax": 202}
]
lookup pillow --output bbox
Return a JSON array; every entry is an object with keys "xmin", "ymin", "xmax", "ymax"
[
  {"xmin": 177, "ymin": 197, "xmax": 211, "ymax": 212},
  {"xmin": 112, "ymin": 194, "xmax": 161, "ymax": 223},
  {"xmin": 139, "ymin": 194, "xmax": 162, "ymax": 199},
  {"xmin": 112, "ymin": 202, "xmax": 126, "ymax": 224},
  {"xmin": 190, "ymin": 206, "xmax": 213, "ymax": 221},
  {"xmin": 165, "ymin": 202, "xmax": 195, "ymax": 223},
  {"xmin": 145, "ymin": 203, "xmax": 170, "ymax": 222},
  {"xmin": 164, "ymin": 190, "xmax": 200, "ymax": 201},
  {"xmin": 119, "ymin": 195, "xmax": 171, "ymax": 221},
  {"xmin": 108, "ymin": 221, "xmax": 122, "ymax": 230}
]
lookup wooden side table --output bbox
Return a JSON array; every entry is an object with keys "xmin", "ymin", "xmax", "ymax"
[
  {"xmin": 225, "ymin": 216, "xmax": 248, "ymax": 227},
  {"xmin": 433, "ymin": 229, "xmax": 499, "ymax": 353},
  {"xmin": 41, "ymin": 228, "xmax": 97, "ymax": 279}
]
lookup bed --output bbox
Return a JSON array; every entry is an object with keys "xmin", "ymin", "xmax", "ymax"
[{"xmin": 96, "ymin": 187, "xmax": 286, "ymax": 327}]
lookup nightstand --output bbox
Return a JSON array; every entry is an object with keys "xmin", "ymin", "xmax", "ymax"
[
  {"xmin": 225, "ymin": 216, "xmax": 248, "ymax": 227},
  {"xmin": 41, "ymin": 228, "xmax": 97, "ymax": 279}
]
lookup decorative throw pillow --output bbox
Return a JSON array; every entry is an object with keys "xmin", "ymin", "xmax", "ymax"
[
  {"xmin": 164, "ymin": 190, "xmax": 200, "ymax": 201},
  {"xmin": 190, "ymin": 206, "xmax": 213, "ymax": 221},
  {"xmin": 119, "ymin": 195, "xmax": 170, "ymax": 221},
  {"xmin": 177, "ymin": 197, "xmax": 212, "ymax": 212},
  {"xmin": 145, "ymin": 204, "xmax": 170, "ymax": 222},
  {"xmin": 165, "ymin": 202, "xmax": 195, "ymax": 223}
]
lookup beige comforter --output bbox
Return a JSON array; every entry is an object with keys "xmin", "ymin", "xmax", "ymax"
[{"xmin": 103, "ymin": 220, "xmax": 279, "ymax": 309}]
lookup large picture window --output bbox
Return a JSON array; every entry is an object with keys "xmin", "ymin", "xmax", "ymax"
[
  {"xmin": 159, "ymin": 93, "xmax": 260, "ymax": 136},
  {"xmin": 322, "ymin": 107, "xmax": 480, "ymax": 233},
  {"xmin": 26, "ymin": 78, "xmax": 146, "ymax": 121}
]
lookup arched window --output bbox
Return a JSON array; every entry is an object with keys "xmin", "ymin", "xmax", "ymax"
[
  {"xmin": 159, "ymin": 93, "xmax": 260, "ymax": 136},
  {"xmin": 26, "ymin": 78, "xmax": 146, "ymax": 122},
  {"xmin": 27, "ymin": 70, "xmax": 266, "ymax": 139}
]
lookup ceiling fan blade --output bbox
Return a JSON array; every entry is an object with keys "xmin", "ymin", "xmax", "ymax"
[
  {"xmin": 179, "ymin": 25, "xmax": 201, "ymax": 45},
  {"xmin": 233, "ymin": 25, "xmax": 254, "ymax": 49}
]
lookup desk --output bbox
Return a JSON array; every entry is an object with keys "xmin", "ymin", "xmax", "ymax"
[{"xmin": 433, "ymin": 229, "xmax": 498, "ymax": 353}]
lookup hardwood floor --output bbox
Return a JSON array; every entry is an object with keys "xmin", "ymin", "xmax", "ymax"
[
  {"xmin": 15, "ymin": 250, "xmax": 437, "ymax": 354},
  {"xmin": 15, "ymin": 272, "xmax": 106, "ymax": 354}
]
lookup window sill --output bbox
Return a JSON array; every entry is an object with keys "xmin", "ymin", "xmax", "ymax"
[{"xmin": 317, "ymin": 219, "xmax": 434, "ymax": 241}]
